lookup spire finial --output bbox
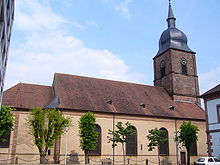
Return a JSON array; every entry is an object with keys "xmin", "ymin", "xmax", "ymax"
[{"xmin": 167, "ymin": 0, "xmax": 176, "ymax": 28}]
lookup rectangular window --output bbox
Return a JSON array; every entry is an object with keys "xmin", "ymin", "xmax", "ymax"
[
  {"xmin": 0, "ymin": 1, "xmax": 2, "ymax": 19},
  {"xmin": 0, "ymin": 22, "xmax": 4, "ymax": 39},
  {"xmin": 217, "ymin": 105, "xmax": 220, "ymax": 123}
]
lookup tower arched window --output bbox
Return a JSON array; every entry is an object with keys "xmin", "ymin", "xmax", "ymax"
[
  {"xmin": 89, "ymin": 124, "xmax": 101, "ymax": 155},
  {"xmin": 126, "ymin": 126, "xmax": 137, "ymax": 156},
  {"xmin": 159, "ymin": 128, "xmax": 169, "ymax": 155},
  {"xmin": 160, "ymin": 61, "xmax": 166, "ymax": 78},
  {"xmin": 181, "ymin": 58, "xmax": 187, "ymax": 75}
]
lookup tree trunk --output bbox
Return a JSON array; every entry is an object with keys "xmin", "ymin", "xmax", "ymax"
[
  {"xmin": 158, "ymin": 146, "xmax": 160, "ymax": 165},
  {"xmin": 85, "ymin": 151, "xmax": 89, "ymax": 164},
  {"xmin": 40, "ymin": 154, "xmax": 46, "ymax": 164},
  {"xmin": 186, "ymin": 148, "xmax": 190, "ymax": 165},
  {"xmin": 122, "ymin": 142, "xmax": 126, "ymax": 164},
  {"xmin": 54, "ymin": 137, "xmax": 61, "ymax": 164}
]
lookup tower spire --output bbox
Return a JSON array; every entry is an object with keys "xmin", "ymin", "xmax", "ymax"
[{"xmin": 167, "ymin": 0, "xmax": 176, "ymax": 28}]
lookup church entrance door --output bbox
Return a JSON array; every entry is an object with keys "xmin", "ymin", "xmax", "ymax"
[{"xmin": 180, "ymin": 152, "xmax": 186, "ymax": 165}]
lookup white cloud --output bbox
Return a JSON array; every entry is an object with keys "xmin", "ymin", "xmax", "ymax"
[
  {"xmin": 5, "ymin": 0, "xmax": 143, "ymax": 89},
  {"xmin": 102, "ymin": 0, "xmax": 133, "ymax": 19},
  {"xmin": 199, "ymin": 67, "xmax": 220, "ymax": 94},
  {"xmin": 86, "ymin": 21, "xmax": 99, "ymax": 28},
  {"xmin": 114, "ymin": 0, "xmax": 133, "ymax": 19},
  {"xmin": 14, "ymin": 0, "xmax": 84, "ymax": 31}
]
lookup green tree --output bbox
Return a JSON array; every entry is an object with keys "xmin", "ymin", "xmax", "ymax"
[
  {"xmin": 0, "ymin": 106, "xmax": 14, "ymax": 142},
  {"xmin": 107, "ymin": 121, "xmax": 136, "ymax": 164},
  {"xmin": 175, "ymin": 122, "xmax": 199, "ymax": 165},
  {"xmin": 147, "ymin": 128, "xmax": 168, "ymax": 165},
  {"xmin": 26, "ymin": 108, "xmax": 71, "ymax": 164},
  {"xmin": 78, "ymin": 112, "xmax": 98, "ymax": 164}
]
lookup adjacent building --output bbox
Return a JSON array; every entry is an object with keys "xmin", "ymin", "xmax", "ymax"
[
  {"xmin": 0, "ymin": 2, "xmax": 207, "ymax": 164},
  {"xmin": 200, "ymin": 84, "xmax": 220, "ymax": 157},
  {"xmin": 0, "ymin": 0, "xmax": 15, "ymax": 104}
]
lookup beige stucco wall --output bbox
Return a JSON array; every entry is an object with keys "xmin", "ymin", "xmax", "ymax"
[{"xmin": 0, "ymin": 110, "xmax": 207, "ymax": 164}]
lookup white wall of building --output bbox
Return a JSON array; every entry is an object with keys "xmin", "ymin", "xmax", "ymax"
[
  {"xmin": 207, "ymin": 98, "xmax": 220, "ymax": 157},
  {"xmin": 209, "ymin": 124, "xmax": 220, "ymax": 130},
  {"xmin": 210, "ymin": 132, "xmax": 220, "ymax": 157}
]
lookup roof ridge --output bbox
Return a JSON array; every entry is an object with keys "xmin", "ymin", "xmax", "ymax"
[
  {"xmin": 18, "ymin": 82, "xmax": 52, "ymax": 88},
  {"xmin": 54, "ymin": 72, "xmax": 164, "ymax": 89}
]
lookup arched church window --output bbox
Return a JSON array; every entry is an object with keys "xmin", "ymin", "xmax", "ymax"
[
  {"xmin": 181, "ymin": 58, "xmax": 187, "ymax": 75},
  {"xmin": 126, "ymin": 126, "xmax": 137, "ymax": 156},
  {"xmin": 159, "ymin": 128, "xmax": 169, "ymax": 155},
  {"xmin": 0, "ymin": 131, "xmax": 11, "ymax": 148},
  {"xmin": 160, "ymin": 61, "xmax": 166, "ymax": 78},
  {"xmin": 89, "ymin": 124, "xmax": 101, "ymax": 155},
  {"xmin": 189, "ymin": 140, "xmax": 197, "ymax": 156}
]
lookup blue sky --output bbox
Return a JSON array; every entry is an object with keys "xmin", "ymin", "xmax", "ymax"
[{"xmin": 4, "ymin": 0, "xmax": 220, "ymax": 95}]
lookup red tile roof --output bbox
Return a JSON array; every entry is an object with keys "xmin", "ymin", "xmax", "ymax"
[
  {"xmin": 200, "ymin": 84, "xmax": 220, "ymax": 98},
  {"xmin": 2, "ymin": 83, "xmax": 55, "ymax": 109},
  {"xmin": 2, "ymin": 73, "xmax": 205, "ymax": 121},
  {"xmin": 54, "ymin": 73, "xmax": 205, "ymax": 120}
]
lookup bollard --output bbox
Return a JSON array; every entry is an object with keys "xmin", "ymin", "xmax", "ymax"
[
  {"xmin": 15, "ymin": 156, "xmax": 18, "ymax": 164},
  {"xmin": 127, "ymin": 158, "xmax": 130, "ymax": 164},
  {"xmin": 146, "ymin": 159, "xmax": 148, "ymax": 165}
]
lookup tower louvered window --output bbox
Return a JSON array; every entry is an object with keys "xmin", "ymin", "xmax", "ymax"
[
  {"xmin": 89, "ymin": 124, "xmax": 101, "ymax": 155},
  {"xmin": 160, "ymin": 61, "xmax": 166, "ymax": 78},
  {"xmin": 159, "ymin": 128, "xmax": 169, "ymax": 155},
  {"xmin": 126, "ymin": 126, "xmax": 137, "ymax": 156},
  {"xmin": 181, "ymin": 58, "xmax": 187, "ymax": 75}
]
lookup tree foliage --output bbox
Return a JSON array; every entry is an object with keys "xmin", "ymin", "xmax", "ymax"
[
  {"xmin": 175, "ymin": 122, "xmax": 199, "ymax": 165},
  {"xmin": 147, "ymin": 128, "xmax": 168, "ymax": 165},
  {"xmin": 78, "ymin": 112, "xmax": 98, "ymax": 164},
  {"xmin": 26, "ymin": 108, "xmax": 71, "ymax": 164},
  {"xmin": 107, "ymin": 121, "xmax": 136, "ymax": 164},
  {"xmin": 0, "ymin": 106, "xmax": 14, "ymax": 142}
]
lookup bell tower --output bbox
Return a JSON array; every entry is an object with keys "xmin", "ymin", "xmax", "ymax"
[{"xmin": 153, "ymin": 1, "xmax": 200, "ymax": 104}]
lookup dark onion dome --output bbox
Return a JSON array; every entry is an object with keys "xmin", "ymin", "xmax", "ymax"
[{"xmin": 155, "ymin": 1, "xmax": 195, "ymax": 57}]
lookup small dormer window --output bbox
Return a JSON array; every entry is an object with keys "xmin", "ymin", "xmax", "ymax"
[
  {"xmin": 169, "ymin": 106, "xmax": 174, "ymax": 111},
  {"xmin": 107, "ymin": 100, "xmax": 112, "ymax": 105},
  {"xmin": 140, "ymin": 103, "xmax": 145, "ymax": 108},
  {"xmin": 181, "ymin": 58, "xmax": 187, "ymax": 75},
  {"xmin": 160, "ymin": 60, "xmax": 166, "ymax": 78}
]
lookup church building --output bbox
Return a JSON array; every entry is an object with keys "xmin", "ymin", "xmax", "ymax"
[{"xmin": 0, "ymin": 2, "xmax": 207, "ymax": 164}]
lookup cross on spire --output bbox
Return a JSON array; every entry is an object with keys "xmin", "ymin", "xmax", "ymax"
[{"xmin": 167, "ymin": 0, "xmax": 176, "ymax": 28}]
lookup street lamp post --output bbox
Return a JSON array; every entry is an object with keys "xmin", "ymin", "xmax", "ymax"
[{"xmin": 176, "ymin": 132, "xmax": 180, "ymax": 165}]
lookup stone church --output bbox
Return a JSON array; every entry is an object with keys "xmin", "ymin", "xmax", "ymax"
[{"xmin": 0, "ymin": 2, "xmax": 207, "ymax": 165}]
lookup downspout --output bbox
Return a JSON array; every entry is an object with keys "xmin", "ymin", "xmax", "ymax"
[{"xmin": 175, "ymin": 119, "xmax": 179, "ymax": 165}]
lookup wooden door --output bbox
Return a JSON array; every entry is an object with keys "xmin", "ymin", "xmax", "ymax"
[{"xmin": 180, "ymin": 152, "xmax": 186, "ymax": 165}]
